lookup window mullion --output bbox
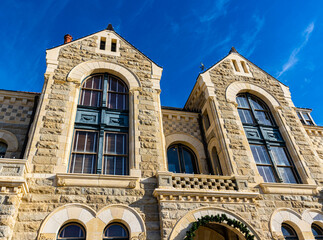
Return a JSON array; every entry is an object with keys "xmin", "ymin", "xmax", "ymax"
[
  {"xmin": 178, "ymin": 145, "xmax": 185, "ymax": 173},
  {"xmin": 97, "ymin": 129, "xmax": 104, "ymax": 174},
  {"xmin": 102, "ymin": 74, "xmax": 108, "ymax": 107}
]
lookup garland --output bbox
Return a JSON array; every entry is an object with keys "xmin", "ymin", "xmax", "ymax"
[{"xmin": 184, "ymin": 214, "xmax": 255, "ymax": 240}]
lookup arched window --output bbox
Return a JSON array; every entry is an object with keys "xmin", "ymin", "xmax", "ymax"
[
  {"xmin": 236, "ymin": 93, "xmax": 299, "ymax": 183},
  {"xmin": 103, "ymin": 223, "xmax": 129, "ymax": 240},
  {"xmin": 211, "ymin": 147, "xmax": 222, "ymax": 175},
  {"xmin": 312, "ymin": 224, "xmax": 323, "ymax": 239},
  {"xmin": 281, "ymin": 223, "xmax": 298, "ymax": 240},
  {"xmin": 70, "ymin": 74, "xmax": 129, "ymax": 175},
  {"xmin": 167, "ymin": 144, "xmax": 199, "ymax": 174},
  {"xmin": 0, "ymin": 142, "xmax": 7, "ymax": 158},
  {"xmin": 57, "ymin": 223, "xmax": 86, "ymax": 240}
]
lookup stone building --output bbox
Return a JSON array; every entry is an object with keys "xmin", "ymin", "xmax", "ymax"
[{"xmin": 0, "ymin": 25, "xmax": 322, "ymax": 240}]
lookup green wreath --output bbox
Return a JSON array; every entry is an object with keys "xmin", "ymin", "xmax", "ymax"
[{"xmin": 184, "ymin": 214, "xmax": 255, "ymax": 240}]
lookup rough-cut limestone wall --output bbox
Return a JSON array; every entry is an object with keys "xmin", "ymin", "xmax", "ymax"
[
  {"xmin": 12, "ymin": 35, "xmax": 163, "ymax": 239},
  {"xmin": 162, "ymin": 111, "xmax": 202, "ymax": 142},
  {"xmin": 159, "ymin": 194, "xmax": 322, "ymax": 240},
  {"xmin": 201, "ymin": 59, "xmax": 322, "ymax": 184},
  {"xmin": 0, "ymin": 193, "xmax": 22, "ymax": 240},
  {"xmin": 0, "ymin": 92, "xmax": 37, "ymax": 158}
]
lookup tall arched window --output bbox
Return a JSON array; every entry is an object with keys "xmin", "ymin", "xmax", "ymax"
[
  {"xmin": 57, "ymin": 223, "xmax": 86, "ymax": 240},
  {"xmin": 281, "ymin": 223, "xmax": 298, "ymax": 240},
  {"xmin": 211, "ymin": 147, "xmax": 223, "ymax": 175},
  {"xmin": 70, "ymin": 73, "xmax": 129, "ymax": 175},
  {"xmin": 167, "ymin": 144, "xmax": 199, "ymax": 174},
  {"xmin": 312, "ymin": 224, "xmax": 323, "ymax": 239},
  {"xmin": 103, "ymin": 223, "xmax": 129, "ymax": 240},
  {"xmin": 0, "ymin": 142, "xmax": 7, "ymax": 158},
  {"xmin": 236, "ymin": 93, "xmax": 299, "ymax": 183}
]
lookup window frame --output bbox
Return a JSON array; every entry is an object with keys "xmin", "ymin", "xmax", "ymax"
[
  {"xmin": 281, "ymin": 223, "xmax": 299, "ymax": 240},
  {"xmin": 237, "ymin": 93, "xmax": 300, "ymax": 184},
  {"xmin": 103, "ymin": 223, "xmax": 129, "ymax": 240},
  {"xmin": 57, "ymin": 222, "xmax": 86, "ymax": 240},
  {"xmin": 69, "ymin": 73, "xmax": 129, "ymax": 175},
  {"xmin": 312, "ymin": 223, "xmax": 323, "ymax": 240},
  {"xmin": 167, "ymin": 143, "xmax": 199, "ymax": 174}
]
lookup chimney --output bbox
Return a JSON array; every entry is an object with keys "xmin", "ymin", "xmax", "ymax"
[{"xmin": 64, "ymin": 34, "xmax": 73, "ymax": 44}]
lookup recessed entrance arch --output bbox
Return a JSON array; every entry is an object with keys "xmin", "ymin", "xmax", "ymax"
[{"xmin": 194, "ymin": 223, "xmax": 245, "ymax": 240}]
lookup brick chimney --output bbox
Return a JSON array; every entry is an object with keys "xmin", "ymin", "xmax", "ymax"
[{"xmin": 64, "ymin": 34, "xmax": 73, "ymax": 44}]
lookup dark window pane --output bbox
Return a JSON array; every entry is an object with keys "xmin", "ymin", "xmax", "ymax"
[
  {"xmin": 59, "ymin": 224, "xmax": 85, "ymax": 238},
  {"xmin": 74, "ymin": 131, "xmax": 97, "ymax": 153},
  {"xmin": 167, "ymin": 147, "xmax": 181, "ymax": 173},
  {"xmin": 254, "ymin": 111, "xmax": 273, "ymax": 125},
  {"xmin": 238, "ymin": 109, "xmax": 254, "ymax": 124},
  {"xmin": 312, "ymin": 224, "xmax": 323, "ymax": 239},
  {"xmin": 182, "ymin": 148, "xmax": 195, "ymax": 174},
  {"xmin": 0, "ymin": 142, "xmax": 7, "ymax": 158},
  {"xmin": 211, "ymin": 147, "xmax": 223, "ymax": 175},
  {"xmin": 105, "ymin": 133, "xmax": 127, "ymax": 154},
  {"xmin": 80, "ymin": 90, "xmax": 101, "ymax": 107},
  {"xmin": 257, "ymin": 165, "xmax": 276, "ymax": 183},
  {"xmin": 105, "ymin": 224, "xmax": 128, "ymax": 237},
  {"xmin": 109, "ymin": 78, "xmax": 117, "ymax": 91},
  {"xmin": 84, "ymin": 76, "xmax": 102, "ymax": 90},
  {"xmin": 278, "ymin": 167, "xmax": 297, "ymax": 184},
  {"xmin": 281, "ymin": 224, "xmax": 298, "ymax": 239},
  {"xmin": 70, "ymin": 154, "xmax": 96, "ymax": 174},
  {"xmin": 236, "ymin": 95, "xmax": 249, "ymax": 108},
  {"xmin": 271, "ymin": 147, "xmax": 290, "ymax": 166},
  {"xmin": 250, "ymin": 97, "xmax": 266, "ymax": 110},
  {"xmin": 107, "ymin": 92, "xmax": 117, "ymax": 109},
  {"xmin": 250, "ymin": 145, "xmax": 271, "ymax": 164}
]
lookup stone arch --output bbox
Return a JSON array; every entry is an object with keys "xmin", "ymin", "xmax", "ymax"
[
  {"xmin": 165, "ymin": 133, "xmax": 206, "ymax": 173},
  {"xmin": 270, "ymin": 208, "xmax": 308, "ymax": 240},
  {"xmin": 225, "ymin": 81, "xmax": 280, "ymax": 111},
  {"xmin": 0, "ymin": 130, "xmax": 19, "ymax": 152},
  {"xmin": 165, "ymin": 133, "xmax": 206, "ymax": 160},
  {"xmin": 169, "ymin": 207, "xmax": 261, "ymax": 240},
  {"xmin": 37, "ymin": 204, "xmax": 96, "ymax": 239},
  {"xmin": 97, "ymin": 204, "xmax": 146, "ymax": 239},
  {"xmin": 67, "ymin": 60, "xmax": 141, "ymax": 89},
  {"xmin": 302, "ymin": 209, "xmax": 323, "ymax": 232}
]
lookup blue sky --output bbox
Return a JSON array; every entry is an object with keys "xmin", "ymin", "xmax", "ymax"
[{"xmin": 0, "ymin": 0, "xmax": 322, "ymax": 125}]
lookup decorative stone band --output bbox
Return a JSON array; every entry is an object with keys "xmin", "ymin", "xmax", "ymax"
[
  {"xmin": 304, "ymin": 125, "xmax": 323, "ymax": 136},
  {"xmin": 154, "ymin": 172, "xmax": 258, "ymax": 203},
  {"xmin": 0, "ymin": 158, "xmax": 29, "ymax": 194},
  {"xmin": 259, "ymin": 182, "xmax": 318, "ymax": 195},
  {"xmin": 56, "ymin": 173, "xmax": 139, "ymax": 188}
]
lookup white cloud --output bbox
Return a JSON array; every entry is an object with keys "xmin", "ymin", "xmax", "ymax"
[
  {"xmin": 277, "ymin": 22, "xmax": 314, "ymax": 78},
  {"xmin": 240, "ymin": 15, "xmax": 265, "ymax": 57},
  {"xmin": 199, "ymin": 0, "xmax": 230, "ymax": 23}
]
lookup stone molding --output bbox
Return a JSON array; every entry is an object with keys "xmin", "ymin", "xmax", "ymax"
[
  {"xmin": 0, "ymin": 129, "xmax": 19, "ymax": 152},
  {"xmin": 270, "ymin": 208, "xmax": 323, "ymax": 240},
  {"xmin": 225, "ymin": 81, "xmax": 280, "ymax": 109},
  {"xmin": 56, "ymin": 173, "xmax": 139, "ymax": 188},
  {"xmin": 259, "ymin": 182, "xmax": 318, "ymax": 195},
  {"xmin": 66, "ymin": 60, "xmax": 141, "ymax": 89},
  {"xmin": 38, "ymin": 203, "xmax": 146, "ymax": 240},
  {"xmin": 165, "ymin": 133, "xmax": 206, "ymax": 160},
  {"xmin": 168, "ymin": 206, "xmax": 261, "ymax": 240},
  {"xmin": 0, "ymin": 158, "xmax": 29, "ymax": 193}
]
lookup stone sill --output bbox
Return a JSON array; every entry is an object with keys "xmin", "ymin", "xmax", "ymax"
[
  {"xmin": 0, "ymin": 158, "xmax": 30, "ymax": 172},
  {"xmin": 259, "ymin": 183, "xmax": 318, "ymax": 195},
  {"xmin": 56, "ymin": 173, "xmax": 139, "ymax": 188}
]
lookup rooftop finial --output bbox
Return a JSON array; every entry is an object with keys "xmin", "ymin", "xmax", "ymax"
[
  {"xmin": 229, "ymin": 46, "xmax": 238, "ymax": 54},
  {"xmin": 107, "ymin": 24, "xmax": 114, "ymax": 31}
]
